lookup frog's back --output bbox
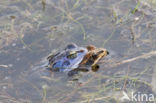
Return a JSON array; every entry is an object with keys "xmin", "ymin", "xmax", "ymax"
[{"xmin": 47, "ymin": 44, "xmax": 88, "ymax": 72}]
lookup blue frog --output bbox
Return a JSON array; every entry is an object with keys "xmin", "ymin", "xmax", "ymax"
[{"xmin": 47, "ymin": 43, "xmax": 109, "ymax": 75}]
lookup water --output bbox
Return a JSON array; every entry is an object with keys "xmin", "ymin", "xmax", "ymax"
[{"xmin": 0, "ymin": 0, "xmax": 156, "ymax": 103}]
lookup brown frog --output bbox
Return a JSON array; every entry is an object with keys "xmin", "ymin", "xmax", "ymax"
[
  {"xmin": 47, "ymin": 43, "xmax": 109, "ymax": 76},
  {"xmin": 68, "ymin": 45, "xmax": 109, "ymax": 76}
]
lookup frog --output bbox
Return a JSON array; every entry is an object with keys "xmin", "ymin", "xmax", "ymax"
[{"xmin": 47, "ymin": 43, "xmax": 109, "ymax": 76}]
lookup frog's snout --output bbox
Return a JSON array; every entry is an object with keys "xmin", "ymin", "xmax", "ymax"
[
  {"xmin": 99, "ymin": 49, "xmax": 109, "ymax": 56},
  {"xmin": 106, "ymin": 50, "xmax": 109, "ymax": 55}
]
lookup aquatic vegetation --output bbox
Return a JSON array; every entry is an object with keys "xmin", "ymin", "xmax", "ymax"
[{"xmin": 0, "ymin": 0, "xmax": 156, "ymax": 103}]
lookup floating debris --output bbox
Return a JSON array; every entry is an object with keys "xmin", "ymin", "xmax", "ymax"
[{"xmin": 0, "ymin": 64, "xmax": 9, "ymax": 68}]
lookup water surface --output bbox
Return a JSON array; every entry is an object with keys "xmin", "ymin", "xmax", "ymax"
[{"xmin": 0, "ymin": 0, "xmax": 156, "ymax": 103}]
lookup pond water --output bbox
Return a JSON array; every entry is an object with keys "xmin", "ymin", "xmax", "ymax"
[{"xmin": 0, "ymin": 0, "xmax": 156, "ymax": 103}]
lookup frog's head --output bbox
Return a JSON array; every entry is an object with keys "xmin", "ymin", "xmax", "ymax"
[
  {"xmin": 88, "ymin": 45, "xmax": 109, "ymax": 63},
  {"xmin": 80, "ymin": 45, "xmax": 109, "ymax": 66}
]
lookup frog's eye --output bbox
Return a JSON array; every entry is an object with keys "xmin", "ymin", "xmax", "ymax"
[{"xmin": 67, "ymin": 51, "xmax": 77, "ymax": 59}]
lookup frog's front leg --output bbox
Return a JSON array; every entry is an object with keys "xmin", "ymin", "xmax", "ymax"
[{"xmin": 80, "ymin": 53, "xmax": 92, "ymax": 65}]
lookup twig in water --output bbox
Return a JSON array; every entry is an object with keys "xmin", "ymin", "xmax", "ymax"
[
  {"xmin": 117, "ymin": 51, "xmax": 156, "ymax": 65},
  {"xmin": 0, "ymin": 64, "xmax": 8, "ymax": 68}
]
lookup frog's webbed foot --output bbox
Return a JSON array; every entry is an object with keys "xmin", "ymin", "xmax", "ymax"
[{"xmin": 67, "ymin": 67, "xmax": 89, "ymax": 76}]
